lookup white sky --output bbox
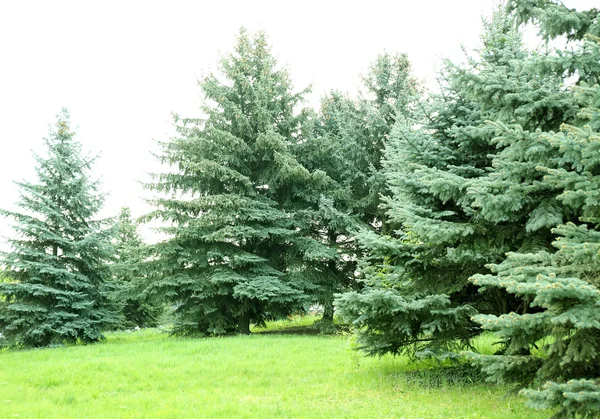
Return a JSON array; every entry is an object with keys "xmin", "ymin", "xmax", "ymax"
[{"xmin": 0, "ymin": 0, "xmax": 595, "ymax": 247}]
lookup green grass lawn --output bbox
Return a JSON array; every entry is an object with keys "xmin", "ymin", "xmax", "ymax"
[{"xmin": 0, "ymin": 320, "xmax": 547, "ymax": 418}]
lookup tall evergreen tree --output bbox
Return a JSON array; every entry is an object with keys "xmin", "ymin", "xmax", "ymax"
[
  {"xmin": 144, "ymin": 29, "xmax": 330, "ymax": 335},
  {"xmin": 467, "ymin": 1, "xmax": 600, "ymax": 416},
  {"xmin": 0, "ymin": 109, "xmax": 117, "ymax": 347},
  {"xmin": 336, "ymin": 7, "xmax": 576, "ymax": 357},
  {"xmin": 296, "ymin": 54, "xmax": 418, "ymax": 323},
  {"xmin": 112, "ymin": 206, "xmax": 162, "ymax": 328}
]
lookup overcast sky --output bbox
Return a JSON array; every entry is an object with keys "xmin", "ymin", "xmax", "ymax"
[{"xmin": 0, "ymin": 0, "xmax": 595, "ymax": 246}]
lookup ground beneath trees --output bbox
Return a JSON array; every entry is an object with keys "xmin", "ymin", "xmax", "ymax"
[{"xmin": 0, "ymin": 320, "xmax": 545, "ymax": 418}]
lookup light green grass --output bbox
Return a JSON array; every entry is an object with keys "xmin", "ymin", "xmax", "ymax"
[
  {"xmin": 252, "ymin": 314, "xmax": 321, "ymax": 331},
  {"xmin": 0, "ymin": 323, "xmax": 546, "ymax": 418}
]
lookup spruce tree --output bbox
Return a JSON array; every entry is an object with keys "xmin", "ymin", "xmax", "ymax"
[
  {"xmin": 336, "ymin": 7, "xmax": 576, "ymax": 357},
  {"xmin": 0, "ymin": 109, "xmax": 117, "ymax": 347},
  {"xmin": 144, "ymin": 29, "xmax": 330, "ymax": 335},
  {"xmin": 296, "ymin": 54, "xmax": 418, "ymax": 324},
  {"xmin": 112, "ymin": 206, "xmax": 162, "ymax": 328},
  {"xmin": 467, "ymin": 2, "xmax": 600, "ymax": 416}
]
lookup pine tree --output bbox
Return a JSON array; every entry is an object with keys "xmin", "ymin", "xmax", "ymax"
[
  {"xmin": 467, "ymin": 2, "xmax": 600, "ymax": 416},
  {"xmin": 144, "ymin": 29, "xmax": 330, "ymax": 336},
  {"xmin": 336, "ymin": 7, "xmax": 576, "ymax": 357},
  {"xmin": 0, "ymin": 109, "xmax": 117, "ymax": 347},
  {"xmin": 112, "ymin": 206, "xmax": 162, "ymax": 328}
]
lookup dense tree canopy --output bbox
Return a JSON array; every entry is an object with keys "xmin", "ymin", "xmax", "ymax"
[
  {"xmin": 296, "ymin": 53, "xmax": 419, "ymax": 324},
  {"xmin": 335, "ymin": 8, "xmax": 554, "ymax": 357}
]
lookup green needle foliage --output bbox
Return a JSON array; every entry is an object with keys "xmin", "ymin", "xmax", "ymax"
[
  {"xmin": 144, "ymin": 29, "xmax": 330, "ymax": 336},
  {"xmin": 112, "ymin": 206, "xmax": 162, "ymax": 328},
  {"xmin": 0, "ymin": 109, "xmax": 118, "ymax": 347},
  {"xmin": 467, "ymin": 2, "xmax": 600, "ymax": 416},
  {"xmin": 296, "ymin": 53, "xmax": 419, "ymax": 324},
  {"xmin": 336, "ymin": 8, "xmax": 548, "ymax": 358}
]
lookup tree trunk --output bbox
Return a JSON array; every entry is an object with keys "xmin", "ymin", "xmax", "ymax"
[
  {"xmin": 322, "ymin": 298, "xmax": 334, "ymax": 323},
  {"xmin": 238, "ymin": 312, "xmax": 251, "ymax": 335},
  {"xmin": 494, "ymin": 288, "xmax": 508, "ymax": 314}
]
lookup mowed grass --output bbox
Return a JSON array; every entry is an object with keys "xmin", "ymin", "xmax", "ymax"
[{"xmin": 0, "ymin": 321, "xmax": 546, "ymax": 418}]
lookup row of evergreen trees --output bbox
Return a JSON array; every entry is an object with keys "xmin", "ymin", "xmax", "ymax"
[
  {"xmin": 139, "ymin": 33, "xmax": 420, "ymax": 335},
  {"xmin": 0, "ymin": 31, "xmax": 411, "ymax": 341},
  {"xmin": 1, "ymin": 0, "xmax": 598, "ymax": 416}
]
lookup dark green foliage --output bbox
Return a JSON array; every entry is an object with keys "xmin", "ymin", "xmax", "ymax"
[
  {"xmin": 297, "ymin": 53, "xmax": 419, "ymax": 323},
  {"xmin": 402, "ymin": 363, "xmax": 488, "ymax": 387},
  {"xmin": 111, "ymin": 206, "xmax": 162, "ymax": 328},
  {"xmin": 302, "ymin": 53, "xmax": 418, "ymax": 231},
  {"xmin": 0, "ymin": 109, "xmax": 118, "ymax": 347},
  {"xmin": 336, "ymin": 290, "xmax": 478, "ymax": 357},
  {"xmin": 144, "ymin": 29, "xmax": 330, "ymax": 335}
]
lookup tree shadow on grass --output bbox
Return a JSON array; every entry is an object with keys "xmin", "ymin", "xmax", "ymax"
[
  {"xmin": 401, "ymin": 363, "xmax": 488, "ymax": 387},
  {"xmin": 254, "ymin": 326, "xmax": 322, "ymax": 336}
]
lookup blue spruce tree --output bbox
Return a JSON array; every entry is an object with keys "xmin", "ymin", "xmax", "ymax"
[{"xmin": 0, "ymin": 109, "xmax": 118, "ymax": 347}]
